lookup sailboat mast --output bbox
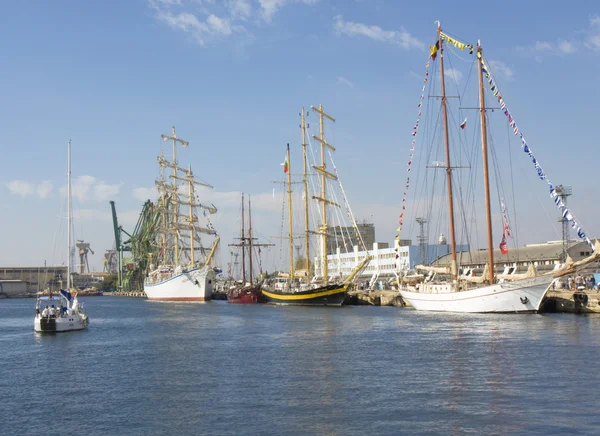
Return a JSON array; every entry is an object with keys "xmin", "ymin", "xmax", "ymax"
[
  {"xmin": 188, "ymin": 166, "xmax": 195, "ymax": 266},
  {"xmin": 171, "ymin": 127, "xmax": 179, "ymax": 265},
  {"xmin": 437, "ymin": 24, "xmax": 458, "ymax": 280},
  {"xmin": 287, "ymin": 144, "xmax": 294, "ymax": 279},
  {"xmin": 241, "ymin": 193, "xmax": 246, "ymax": 282},
  {"xmin": 301, "ymin": 107, "xmax": 310, "ymax": 277},
  {"xmin": 311, "ymin": 104, "xmax": 335, "ymax": 285},
  {"xmin": 159, "ymin": 151, "xmax": 167, "ymax": 265},
  {"xmin": 161, "ymin": 126, "xmax": 190, "ymax": 267},
  {"xmin": 67, "ymin": 139, "xmax": 71, "ymax": 291},
  {"xmin": 248, "ymin": 195, "xmax": 254, "ymax": 284},
  {"xmin": 477, "ymin": 43, "xmax": 495, "ymax": 284}
]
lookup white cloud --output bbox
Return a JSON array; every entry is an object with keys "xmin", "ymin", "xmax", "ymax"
[
  {"xmin": 586, "ymin": 15, "xmax": 600, "ymax": 50},
  {"xmin": 149, "ymin": 0, "xmax": 318, "ymax": 46},
  {"xmin": 36, "ymin": 181, "xmax": 53, "ymax": 199},
  {"xmin": 488, "ymin": 60, "xmax": 514, "ymax": 80},
  {"xmin": 444, "ymin": 68, "xmax": 463, "ymax": 82},
  {"xmin": 76, "ymin": 209, "xmax": 112, "ymax": 221},
  {"xmin": 227, "ymin": 0, "xmax": 252, "ymax": 20},
  {"xmin": 5, "ymin": 180, "xmax": 53, "ymax": 198},
  {"xmin": 5, "ymin": 180, "xmax": 34, "ymax": 197},
  {"xmin": 62, "ymin": 175, "xmax": 121, "ymax": 203},
  {"xmin": 515, "ymin": 16, "xmax": 600, "ymax": 58},
  {"xmin": 95, "ymin": 182, "xmax": 122, "ymax": 201},
  {"xmin": 333, "ymin": 16, "xmax": 423, "ymax": 50},
  {"xmin": 558, "ymin": 40, "xmax": 576, "ymax": 54},
  {"xmin": 534, "ymin": 41, "xmax": 552, "ymax": 52},
  {"xmin": 336, "ymin": 76, "xmax": 354, "ymax": 88},
  {"xmin": 133, "ymin": 186, "xmax": 159, "ymax": 202},
  {"xmin": 155, "ymin": 9, "xmax": 238, "ymax": 46},
  {"xmin": 259, "ymin": 0, "xmax": 319, "ymax": 23}
]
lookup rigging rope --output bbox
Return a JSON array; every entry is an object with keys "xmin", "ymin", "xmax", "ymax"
[{"xmin": 480, "ymin": 52, "xmax": 593, "ymax": 249}]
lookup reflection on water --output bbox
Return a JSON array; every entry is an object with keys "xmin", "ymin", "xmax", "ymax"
[{"xmin": 1, "ymin": 298, "xmax": 599, "ymax": 435}]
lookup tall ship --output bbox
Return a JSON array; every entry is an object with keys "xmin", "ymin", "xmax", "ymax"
[
  {"xmin": 261, "ymin": 106, "xmax": 370, "ymax": 306},
  {"xmin": 226, "ymin": 194, "xmax": 273, "ymax": 304},
  {"xmin": 144, "ymin": 127, "xmax": 220, "ymax": 301},
  {"xmin": 396, "ymin": 23, "xmax": 599, "ymax": 313}
]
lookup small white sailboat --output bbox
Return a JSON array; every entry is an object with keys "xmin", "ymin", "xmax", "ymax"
[
  {"xmin": 396, "ymin": 23, "xmax": 598, "ymax": 313},
  {"xmin": 34, "ymin": 140, "xmax": 89, "ymax": 332}
]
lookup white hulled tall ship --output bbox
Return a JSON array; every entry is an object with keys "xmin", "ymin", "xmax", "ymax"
[
  {"xmin": 396, "ymin": 23, "xmax": 599, "ymax": 313},
  {"xmin": 144, "ymin": 127, "xmax": 220, "ymax": 301}
]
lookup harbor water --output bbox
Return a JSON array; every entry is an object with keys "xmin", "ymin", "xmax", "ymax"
[{"xmin": 1, "ymin": 297, "xmax": 599, "ymax": 435}]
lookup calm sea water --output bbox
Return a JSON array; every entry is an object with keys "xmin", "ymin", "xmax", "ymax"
[{"xmin": 1, "ymin": 297, "xmax": 599, "ymax": 435}]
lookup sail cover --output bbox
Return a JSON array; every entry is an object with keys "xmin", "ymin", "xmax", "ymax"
[{"xmin": 59, "ymin": 289, "xmax": 73, "ymax": 301}]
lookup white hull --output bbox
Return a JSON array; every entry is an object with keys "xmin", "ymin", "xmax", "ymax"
[
  {"xmin": 144, "ymin": 267, "xmax": 214, "ymax": 301},
  {"xmin": 34, "ymin": 314, "xmax": 88, "ymax": 333},
  {"xmin": 399, "ymin": 275, "xmax": 553, "ymax": 313}
]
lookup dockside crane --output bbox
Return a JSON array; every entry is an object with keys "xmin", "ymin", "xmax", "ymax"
[{"xmin": 110, "ymin": 200, "xmax": 132, "ymax": 290}]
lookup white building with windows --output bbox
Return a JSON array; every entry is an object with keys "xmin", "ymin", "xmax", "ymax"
[{"xmin": 317, "ymin": 240, "xmax": 469, "ymax": 282}]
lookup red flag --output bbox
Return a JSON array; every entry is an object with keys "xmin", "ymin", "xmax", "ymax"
[{"xmin": 499, "ymin": 236, "xmax": 508, "ymax": 255}]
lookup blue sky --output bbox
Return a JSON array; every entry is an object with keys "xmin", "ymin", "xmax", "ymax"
[{"xmin": 2, "ymin": 0, "xmax": 600, "ymax": 270}]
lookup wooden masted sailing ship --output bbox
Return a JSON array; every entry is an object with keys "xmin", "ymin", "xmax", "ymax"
[
  {"xmin": 261, "ymin": 106, "xmax": 370, "ymax": 306},
  {"xmin": 227, "ymin": 194, "xmax": 273, "ymax": 304},
  {"xmin": 397, "ymin": 23, "xmax": 599, "ymax": 313}
]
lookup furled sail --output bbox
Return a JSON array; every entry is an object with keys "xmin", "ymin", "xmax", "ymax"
[
  {"xmin": 553, "ymin": 240, "xmax": 600, "ymax": 278},
  {"xmin": 460, "ymin": 263, "xmax": 491, "ymax": 284},
  {"xmin": 415, "ymin": 265, "xmax": 451, "ymax": 274},
  {"xmin": 497, "ymin": 263, "xmax": 537, "ymax": 281}
]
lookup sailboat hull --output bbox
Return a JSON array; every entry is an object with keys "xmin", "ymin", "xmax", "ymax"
[
  {"xmin": 144, "ymin": 267, "xmax": 214, "ymax": 301},
  {"xmin": 399, "ymin": 276, "xmax": 553, "ymax": 313},
  {"xmin": 261, "ymin": 284, "xmax": 348, "ymax": 306},
  {"xmin": 34, "ymin": 315, "xmax": 88, "ymax": 333},
  {"xmin": 227, "ymin": 285, "xmax": 265, "ymax": 304}
]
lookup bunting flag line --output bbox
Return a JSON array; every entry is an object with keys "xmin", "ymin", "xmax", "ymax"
[
  {"xmin": 479, "ymin": 52, "xmax": 593, "ymax": 250},
  {"xmin": 440, "ymin": 32, "xmax": 474, "ymax": 54},
  {"xmin": 395, "ymin": 58, "xmax": 431, "ymax": 241}
]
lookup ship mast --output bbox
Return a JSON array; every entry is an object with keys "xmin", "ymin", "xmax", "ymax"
[
  {"xmin": 158, "ymin": 150, "xmax": 167, "ymax": 265},
  {"xmin": 187, "ymin": 165, "xmax": 195, "ymax": 266},
  {"xmin": 241, "ymin": 193, "xmax": 246, "ymax": 282},
  {"xmin": 161, "ymin": 126, "xmax": 189, "ymax": 267},
  {"xmin": 311, "ymin": 104, "xmax": 336, "ymax": 285},
  {"xmin": 67, "ymin": 139, "xmax": 71, "ymax": 291},
  {"xmin": 286, "ymin": 144, "xmax": 294, "ymax": 280},
  {"xmin": 477, "ymin": 42, "xmax": 495, "ymax": 284},
  {"xmin": 437, "ymin": 23, "xmax": 458, "ymax": 280},
  {"xmin": 248, "ymin": 195, "xmax": 254, "ymax": 284},
  {"xmin": 301, "ymin": 108, "xmax": 310, "ymax": 278}
]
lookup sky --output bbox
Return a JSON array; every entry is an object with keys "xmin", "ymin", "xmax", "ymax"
[{"xmin": 2, "ymin": 0, "xmax": 600, "ymax": 271}]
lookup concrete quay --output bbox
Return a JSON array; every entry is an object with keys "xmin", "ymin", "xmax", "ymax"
[
  {"xmin": 542, "ymin": 289, "xmax": 600, "ymax": 314},
  {"xmin": 344, "ymin": 289, "xmax": 407, "ymax": 307}
]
